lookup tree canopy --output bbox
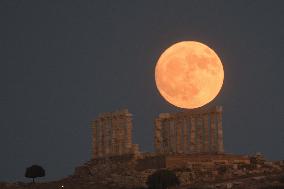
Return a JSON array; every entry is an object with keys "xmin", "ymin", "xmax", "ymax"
[{"xmin": 25, "ymin": 165, "xmax": 45, "ymax": 183}]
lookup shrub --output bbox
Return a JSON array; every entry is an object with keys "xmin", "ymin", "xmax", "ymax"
[{"xmin": 146, "ymin": 169, "xmax": 180, "ymax": 189}]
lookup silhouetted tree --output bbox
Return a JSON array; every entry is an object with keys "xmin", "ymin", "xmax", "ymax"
[
  {"xmin": 25, "ymin": 165, "xmax": 45, "ymax": 183},
  {"xmin": 146, "ymin": 169, "xmax": 180, "ymax": 189}
]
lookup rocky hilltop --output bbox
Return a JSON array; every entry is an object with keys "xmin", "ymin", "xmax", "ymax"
[{"xmin": 2, "ymin": 108, "xmax": 283, "ymax": 189}]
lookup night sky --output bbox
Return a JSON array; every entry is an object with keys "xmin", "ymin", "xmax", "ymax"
[{"xmin": 0, "ymin": 0, "xmax": 283, "ymax": 182}]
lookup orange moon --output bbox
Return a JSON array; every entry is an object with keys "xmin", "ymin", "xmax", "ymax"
[{"xmin": 155, "ymin": 41, "xmax": 224, "ymax": 109}]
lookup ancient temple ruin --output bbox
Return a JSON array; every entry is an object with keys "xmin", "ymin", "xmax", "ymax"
[
  {"xmin": 91, "ymin": 109, "xmax": 139, "ymax": 158},
  {"xmin": 71, "ymin": 106, "xmax": 264, "ymax": 189},
  {"xmin": 154, "ymin": 106, "xmax": 224, "ymax": 154},
  {"xmin": 92, "ymin": 106, "xmax": 224, "ymax": 159}
]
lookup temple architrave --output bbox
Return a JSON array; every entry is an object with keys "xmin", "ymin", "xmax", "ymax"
[{"xmin": 154, "ymin": 106, "xmax": 224, "ymax": 154}]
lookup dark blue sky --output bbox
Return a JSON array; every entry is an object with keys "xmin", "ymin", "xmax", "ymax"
[{"xmin": 0, "ymin": 0, "xmax": 283, "ymax": 182}]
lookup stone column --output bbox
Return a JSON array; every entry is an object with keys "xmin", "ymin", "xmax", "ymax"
[
  {"xmin": 196, "ymin": 115, "xmax": 203, "ymax": 153},
  {"xmin": 122, "ymin": 119, "xmax": 127, "ymax": 154},
  {"xmin": 117, "ymin": 116, "xmax": 124, "ymax": 155},
  {"xmin": 183, "ymin": 118, "xmax": 188, "ymax": 154},
  {"xmin": 190, "ymin": 116, "xmax": 196, "ymax": 153},
  {"xmin": 154, "ymin": 119, "xmax": 162, "ymax": 153},
  {"xmin": 217, "ymin": 109, "xmax": 224, "ymax": 153},
  {"xmin": 103, "ymin": 119, "xmax": 107, "ymax": 156},
  {"xmin": 108, "ymin": 119, "xmax": 113, "ymax": 155},
  {"xmin": 176, "ymin": 118, "xmax": 182, "ymax": 153},
  {"xmin": 210, "ymin": 112, "xmax": 217, "ymax": 153},
  {"xmin": 169, "ymin": 119, "xmax": 176, "ymax": 153},
  {"xmin": 165, "ymin": 119, "xmax": 171, "ymax": 153},
  {"xmin": 108, "ymin": 120, "xmax": 112, "ymax": 155},
  {"xmin": 97, "ymin": 120, "xmax": 103, "ymax": 157},
  {"xmin": 111, "ymin": 116, "xmax": 118, "ymax": 155},
  {"xmin": 104, "ymin": 118, "xmax": 111, "ymax": 155},
  {"xmin": 92, "ymin": 121, "xmax": 97, "ymax": 158},
  {"xmin": 101, "ymin": 118, "xmax": 107, "ymax": 156},
  {"xmin": 125, "ymin": 114, "xmax": 132, "ymax": 154},
  {"xmin": 203, "ymin": 113, "xmax": 209, "ymax": 153},
  {"xmin": 100, "ymin": 119, "xmax": 104, "ymax": 156}
]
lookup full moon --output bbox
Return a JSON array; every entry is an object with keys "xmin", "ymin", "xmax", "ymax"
[{"xmin": 155, "ymin": 41, "xmax": 224, "ymax": 109}]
